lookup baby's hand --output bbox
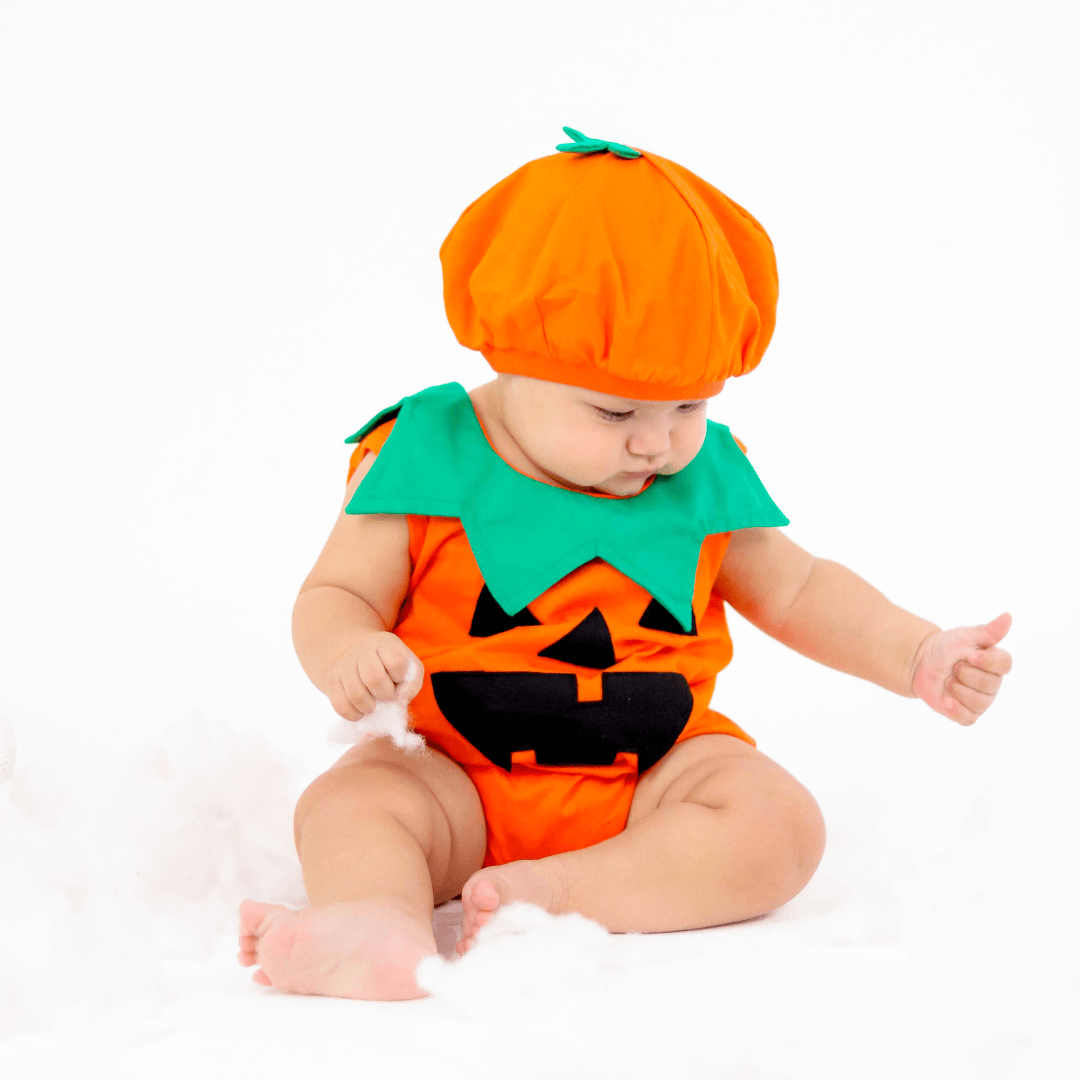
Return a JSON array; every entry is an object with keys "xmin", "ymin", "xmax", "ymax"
[
  {"xmin": 909, "ymin": 612, "xmax": 1013, "ymax": 725},
  {"xmin": 325, "ymin": 631, "xmax": 424, "ymax": 722}
]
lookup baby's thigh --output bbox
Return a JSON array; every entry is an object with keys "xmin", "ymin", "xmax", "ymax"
[
  {"xmin": 294, "ymin": 737, "xmax": 487, "ymax": 903},
  {"xmin": 629, "ymin": 734, "xmax": 826, "ymax": 866}
]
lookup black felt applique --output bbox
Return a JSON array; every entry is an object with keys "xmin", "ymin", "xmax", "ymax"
[
  {"xmin": 468, "ymin": 584, "xmax": 542, "ymax": 637},
  {"xmin": 638, "ymin": 597, "xmax": 698, "ymax": 636},
  {"xmin": 538, "ymin": 607, "xmax": 617, "ymax": 670},
  {"xmin": 431, "ymin": 670, "xmax": 694, "ymax": 772}
]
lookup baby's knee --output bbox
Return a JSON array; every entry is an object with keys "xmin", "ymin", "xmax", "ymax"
[
  {"xmin": 725, "ymin": 772, "xmax": 826, "ymax": 906},
  {"xmin": 749, "ymin": 779, "xmax": 826, "ymax": 910},
  {"xmin": 785, "ymin": 782, "xmax": 826, "ymax": 882},
  {"xmin": 293, "ymin": 758, "xmax": 445, "ymax": 855}
]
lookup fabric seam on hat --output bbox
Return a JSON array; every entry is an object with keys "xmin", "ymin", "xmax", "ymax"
[
  {"xmin": 640, "ymin": 152, "xmax": 722, "ymax": 382},
  {"xmin": 530, "ymin": 159, "xmax": 597, "ymax": 367}
]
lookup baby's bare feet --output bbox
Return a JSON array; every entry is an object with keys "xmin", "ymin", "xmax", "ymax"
[
  {"xmin": 237, "ymin": 897, "xmax": 437, "ymax": 1000},
  {"xmin": 457, "ymin": 858, "xmax": 565, "ymax": 955}
]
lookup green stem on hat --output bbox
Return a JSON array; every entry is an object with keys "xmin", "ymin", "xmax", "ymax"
[{"xmin": 555, "ymin": 125, "xmax": 642, "ymax": 159}]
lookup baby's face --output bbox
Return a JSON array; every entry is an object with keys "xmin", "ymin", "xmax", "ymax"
[{"xmin": 495, "ymin": 375, "xmax": 710, "ymax": 497}]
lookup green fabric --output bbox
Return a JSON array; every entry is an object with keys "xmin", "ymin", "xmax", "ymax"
[
  {"xmin": 347, "ymin": 398, "xmax": 404, "ymax": 443},
  {"xmin": 555, "ymin": 125, "xmax": 642, "ymax": 159},
  {"xmin": 344, "ymin": 382, "xmax": 788, "ymax": 633}
]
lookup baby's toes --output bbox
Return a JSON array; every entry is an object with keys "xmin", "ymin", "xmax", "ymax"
[
  {"xmin": 239, "ymin": 898, "xmax": 280, "ymax": 937},
  {"xmin": 471, "ymin": 908, "xmax": 495, "ymax": 936},
  {"xmin": 456, "ymin": 907, "xmax": 497, "ymax": 955},
  {"xmin": 238, "ymin": 898, "xmax": 296, "ymax": 980},
  {"xmin": 461, "ymin": 879, "xmax": 500, "ymax": 936}
]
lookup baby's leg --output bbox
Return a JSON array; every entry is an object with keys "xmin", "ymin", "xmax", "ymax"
[
  {"xmin": 460, "ymin": 734, "xmax": 825, "ymax": 946},
  {"xmin": 239, "ymin": 737, "xmax": 485, "ymax": 999}
]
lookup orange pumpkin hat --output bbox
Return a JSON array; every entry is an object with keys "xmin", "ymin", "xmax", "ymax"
[{"xmin": 439, "ymin": 127, "xmax": 779, "ymax": 401}]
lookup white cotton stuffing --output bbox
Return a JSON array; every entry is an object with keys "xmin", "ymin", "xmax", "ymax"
[
  {"xmin": 0, "ymin": 711, "xmax": 16, "ymax": 784},
  {"xmin": 0, "ymin": 701, "xmax": 1074, "ymax": 1079},
  {"xmin": 325, "ymin": 658, "xmax": 425, "ymax": 751},
  {"xmin": 0, "ymin": 706, "xmax": 308, "ymax": 1036},
  {"xmin": 417, "ymin": 902, "xmax": 622, "ymax": 1006}
]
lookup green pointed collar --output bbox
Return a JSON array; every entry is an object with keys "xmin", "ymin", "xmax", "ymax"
[{"xmin": 344, "ymin": 382, "xmax": 787, "ymax": 632}]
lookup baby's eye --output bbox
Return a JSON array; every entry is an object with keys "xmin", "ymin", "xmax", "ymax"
[{"xmin": 595, "ymin": 402, "xmax": 704, "ymax": 422}]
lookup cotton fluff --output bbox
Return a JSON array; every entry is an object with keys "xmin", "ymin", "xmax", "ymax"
[
  {"xmin": 0, "ymin": 707, "xmax": 308, "ymax": 1035},
  {"xmin": 416, "ymin": 901, "xmax": 622, "ymax": 1011},
  {"xmin": 326, "ymin": 658, "xmax": 425, "ymax": 751},
  {"xmin": 0, "ymin": 711, "xmax": 16, "ymax": 784}
]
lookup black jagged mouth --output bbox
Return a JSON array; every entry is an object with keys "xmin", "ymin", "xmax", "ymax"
[{"xmin": 430, "ymin": 670, "xmax": 693, "ymax": 773}]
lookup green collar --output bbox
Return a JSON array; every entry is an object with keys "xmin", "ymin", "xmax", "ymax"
[{"xmin": 344, "ymin": 382, "xmax": 787, "ymax": 632}]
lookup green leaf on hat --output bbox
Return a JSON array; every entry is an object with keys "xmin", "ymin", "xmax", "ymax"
[{"xmin": 555, "ymin": 125, "xmax": 642, "ymax": 159}]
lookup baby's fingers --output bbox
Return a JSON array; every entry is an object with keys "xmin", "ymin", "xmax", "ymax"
[
  {"xmin": 356, "ymin": 650, "xmax": 398, "ymax": 702},
  {"xmin": 941, "ymin": 693, "xmax": 979, "ymax": 726},
  {"xmin": 952, "ymin": 661, "xmax": 1001, "ymax": 695},
  {"xmin": 377, "ymin": 641, "xmax": 425, "ymax": 699},
  {"xmin": 944, "ymin": 676, "xmax": 995, "ymax": 723},
  {"xmin": 398, "ymin": 655, "xmax": 425, "ymax": 699},
  {"xmin": 967, "ymin": 646, "xmax": 1012, "ymax": 677},
  {"xmin": 331, "ymin": 669, "xmax": 375, "ymax": 720}
]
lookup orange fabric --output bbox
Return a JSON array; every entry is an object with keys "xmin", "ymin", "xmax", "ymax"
[
  {"xmin": 348, "ymin": 420, "xmax": 755, "ymax": 867},
  {"xmin": 439, "ymin": 148, "xmax": 778, "ymax": 401},
  {"xmin": 347, "ymin": 421, "xmax": 394, "ymax": 480}
]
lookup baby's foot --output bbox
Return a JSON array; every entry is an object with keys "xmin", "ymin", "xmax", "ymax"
[
  {"xmin": 237, "ymin": 897, "xmax": 437, "ymax": 1000},
  {"xmin": 457, "ymin": 858, "xmax": 565, "ymax": 955}
]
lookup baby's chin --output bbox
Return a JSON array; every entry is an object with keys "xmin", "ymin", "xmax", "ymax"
[
  {"xmin": 544, "ymin": 464, "xmax": 660, "ymax": 496},
  {"xmin": 589, "ymin": 473, "xmax": 653, "ymax": 496}
]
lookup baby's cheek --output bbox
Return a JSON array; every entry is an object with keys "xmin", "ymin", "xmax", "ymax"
[
  {"xmin": 558, "ymin": 436, "xmax": 619, "ymax": 483},
  {"xmin": 679, "ymin": 423, "xmax": 709, "ymax": 466}
]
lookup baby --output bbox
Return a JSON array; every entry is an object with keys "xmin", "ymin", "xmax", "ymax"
[{"xmin": 237, "ymin": 127, "xmax": 1012, "ymax": 1001}]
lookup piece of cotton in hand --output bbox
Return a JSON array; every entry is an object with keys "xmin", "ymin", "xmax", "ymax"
[
  {"xmin": 326, "ymin": 658, "xmax": 425, "ymax": 752},
  {"xmin": 327, "ymin": 697, "xmax": 425, "ymax": 752}
]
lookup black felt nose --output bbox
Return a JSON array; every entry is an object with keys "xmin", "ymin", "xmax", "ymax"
[{"xmin": 538, "ymin": 607, "xmax": 617, "ymax": 670}]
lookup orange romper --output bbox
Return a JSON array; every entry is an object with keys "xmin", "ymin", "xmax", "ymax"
[{"xmin": 344, "ymin": 390, "xmax": 784, "ymax": 869}]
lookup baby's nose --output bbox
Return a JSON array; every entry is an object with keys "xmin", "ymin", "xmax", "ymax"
[{"xmin": 627, "ymin": 427, "xmax": 670, "ymax": 459}]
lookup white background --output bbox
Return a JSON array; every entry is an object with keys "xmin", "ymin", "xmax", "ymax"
[{"xmin": 1, "ymin": 2, "xmax": 1077, "ymax": 1077}]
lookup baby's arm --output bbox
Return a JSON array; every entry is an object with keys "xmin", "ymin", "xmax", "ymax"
[
  {"xmin": 293, "ymin": 453, "xmax": 421, "ymax": 719},
  {"xmin": 715, "ymin": 528, "xmax": 1012, "ymax": 724}
]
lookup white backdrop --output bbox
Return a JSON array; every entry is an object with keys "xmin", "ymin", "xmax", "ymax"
[{"xmin": 1, "ymin": 2, "xmax": 1077, "ymax": 1077}]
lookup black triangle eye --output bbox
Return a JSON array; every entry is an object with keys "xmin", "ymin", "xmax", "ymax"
[
  {"xmin": 638, "ymin": 598, "xmax": 697, "ymax": 636},
  {"xmin": 469, "ymin": 584, "xmax": 542, "ymax": 637},
  {"xmin": 538, "ymin": 607, "xmax": 617, "ymax": 670}
]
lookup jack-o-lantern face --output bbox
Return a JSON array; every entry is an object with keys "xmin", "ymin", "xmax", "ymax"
[{"xmin": 431, "ymin": 584, "xmax": 696, "ymax": 772}]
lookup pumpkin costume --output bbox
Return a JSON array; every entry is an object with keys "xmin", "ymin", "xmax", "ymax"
[
  {"xmin": 439, "ymin": 126, "xmax": 779, "ymax": 401},
  {"xmin": 341, "ymin": 129, "xmax": 787, "ymax": 868},
  {"xmin": 343, "ymin": 382, "xmax": 787, "ymax": 867}
]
